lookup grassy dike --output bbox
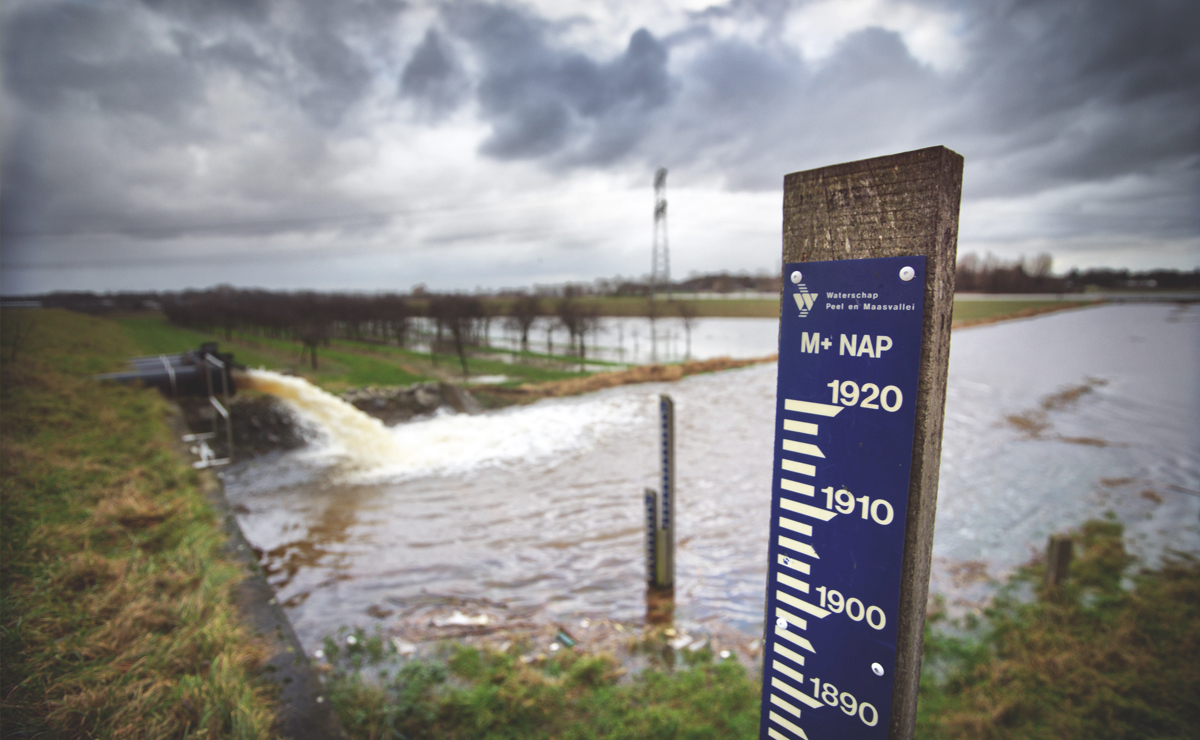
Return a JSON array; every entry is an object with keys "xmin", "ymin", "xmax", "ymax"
[
  {"xmin": 318, "ymin": 518, "xmax": 1200, "ymax": 740},
  {"xmin": 0, "ymin": 309, "xmax": 280, "ymax": 738}
]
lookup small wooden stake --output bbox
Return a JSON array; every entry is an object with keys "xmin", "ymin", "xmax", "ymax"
[{"xmin": 1045, "ymin": 535, "xmax": 1074, "ymax": 588}]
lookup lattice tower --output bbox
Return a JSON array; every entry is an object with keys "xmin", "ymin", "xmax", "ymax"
[{"xmin": 651, "ymin": 168, "xmax": 669, "ymax": 298}]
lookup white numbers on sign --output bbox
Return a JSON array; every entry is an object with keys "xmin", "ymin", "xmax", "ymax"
[
  {"xmin": 821, "ymin": 487, "xmax": 894, "ymax": 525},
  {"xmin": 809, "ymin": 678, "xmax": 879, "ymax": 727},
  {"xmin": 814, "ymin": 586, "xmax": 888, "ymax": 630},
  {"xmin": 826, "ymin": 380, "xmax": 903, "ymax": 412}
]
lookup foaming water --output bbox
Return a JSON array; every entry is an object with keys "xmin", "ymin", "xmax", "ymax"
[
  {"xmin": 366, "ymin": 397, "xmax": 643, "ymax": 482},
  {"xmin": 242, "ymin": 368, "xmax": 643, "ymax": 483},
  {"xmin": 241, "ymin": 370, "xmax": 402, "ymax": 469}
]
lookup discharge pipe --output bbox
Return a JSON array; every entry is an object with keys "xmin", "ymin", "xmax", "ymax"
[{"xmin": 96, "ymin": 342, "xmax": 243, "ymax": 398}]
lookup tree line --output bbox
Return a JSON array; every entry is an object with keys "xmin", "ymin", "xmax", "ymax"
[
  {"xmin": 955, "ymin": 253, "xmax": 1200, "ymax": 293},
  {"xmin": 158, "ymin": 287, "xmax": 603, "ymax": 375}
]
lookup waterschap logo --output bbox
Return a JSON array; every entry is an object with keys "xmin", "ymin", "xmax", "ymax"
[{"xmin": 793, "ymin": 283, "xmax": 819, "ymax": 317}]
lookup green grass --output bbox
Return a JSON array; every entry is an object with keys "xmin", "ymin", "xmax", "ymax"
[
  {"xmin": 917, "ymin": 517, "xmax": 1200, "ymax": 739},
  {"xmin": 322, "ymin": 632, "xmax": 761, "ymax": 740},
  {"xmin": 332, "ymin": 338, "xmax": 602, "ymax": 386},
  {"xmin": 115, "ymin": 315, "xmax": 429, "ymax": 390},
  {"xmin": 0, "ymin": 309, "xmax": 280, "ymax": 738},
  {"xmin": 116, "ymin": 314, "xmax": 282, "ymax": 369},
  {"xmin": 950, "ymin": 299, "xmax": 1092, "ymax": 325}
]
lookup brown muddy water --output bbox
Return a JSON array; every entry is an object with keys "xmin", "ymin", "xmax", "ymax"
[{"xmin": 224, "ymin": 303, "xmax": 1200, "ymax": 657}]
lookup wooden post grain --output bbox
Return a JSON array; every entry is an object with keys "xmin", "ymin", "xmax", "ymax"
[{"xmin": 782, "ymin": 146, "xmax": 963, "ymax": 740}]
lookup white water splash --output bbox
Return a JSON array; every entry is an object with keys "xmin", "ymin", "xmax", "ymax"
[{"xmin": 241, "ymin": 368, "xmax": 646, "ymax": 483}]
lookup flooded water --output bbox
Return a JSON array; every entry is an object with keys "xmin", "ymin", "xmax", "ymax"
[
  {"xmin": 419, "ymin": 315, "xmax": 780, "ymax": 365},
  {"xmin": 225, "ymin": 302, "xmax": 1200, "ymax": 653}
]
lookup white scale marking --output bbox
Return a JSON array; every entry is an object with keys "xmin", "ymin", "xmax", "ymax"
[
  {"xmin": 773, "ymin": 660, "xmax": 804, "ymax": 684},
  {"xmin": 785, "ymin": 399, "xmax": 843, "ymax": 417},
  {"xmin": 770, "ymin": 693, "xmax": 802, "ymax": 717},
  {"xmin": 770, "ymin": 711, "xmax": 810, "ymax": 739},
  {"xmin": 778, "ymin": 536, "xmax": 819, "ymax": 558},
  {"xmin": 779, "ymin": 517, "xmax": 813, "ymax": 537},
  {"xmin": 781, "ymin": 459, "xmax": 816, "ymax": 477},
  {"xmin": 777, "ymin": 572, "xmax": 809, "ymax": 593},
  {"xmin": 772, "ymin": 677, "xmax": 823, "ymax": 709},
  {"xmin": 781, "ymin": 478, "xmax": 815, "ymax": 496},
  {"xmin": 775, "ymin": 607, "xmax": 809, "ymax": 633},
  {"xmin": 766, "ymin": 398, "xmax": 846, "ymax": 739},
  {"xmin": 783, "ymin": 419, "xmax": 819, "ymax": 435},
  {"xmin": 773, "ymin": 642, "xmax": 806, "ymax": 667},
  {"xmin": 781, "ymin": 498, "xmax": 837, "ymax": 522},
  {"xmin": 778, "ymin": 590, "xmax": 832, "ymax": 619},
  {"xmin": 777, "ymin": 554, "xmax": 811, "ymax": 575},
  {"xmin": 768, "ymin": 614, "xmax": 816, "ymax": 647},
  {"xmin": 782, "ymin": 439, "xmax": 825, "ymax": 458}
]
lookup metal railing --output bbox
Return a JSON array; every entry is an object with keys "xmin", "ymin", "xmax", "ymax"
[{"xmin": 181, "ymin": 352, "xmax": 233, "ymax": 469}]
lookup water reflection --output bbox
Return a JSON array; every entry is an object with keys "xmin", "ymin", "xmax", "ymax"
[{"xmin": 223, "ymin": 303, "xmax": 1200, "ymax": 652}]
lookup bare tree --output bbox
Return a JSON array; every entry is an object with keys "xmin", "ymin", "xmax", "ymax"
[
  {"xmin": 506, "ymin": 293, "xmax": 542, "ymax": 353},
  {"xmin": 646, "ymin": 294, "xmax": 660, "ymax": 363},
  {"xmin": 555, "ymin": 289, "xmax": 584, "ymax": 358},
  {"xmin": 576, "ymin": 304, "xmax": 601, "ymax": 368},
  {"xmin": 676, "ymin": 300, "xmax": 698, "ymax": 360},
  {"xmin": 291, "ymin": 293, "xmax": 330, "ymax": 370},
  {"xmin": 377, "ymin": 294, "xmax": 412, "ymax": 346},
  {"xmin": 430, "ymin": 294, "xmax": 482, "ymax": 377}
]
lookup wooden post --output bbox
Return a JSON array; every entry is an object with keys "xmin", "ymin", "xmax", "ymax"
[
  {"xmin": 1045, "ymin": 535, "xmax": 1073, "ymax": 588},
  {"xmin": 781, "ymin": 146, "xmax": 963, "ymax": 740}
]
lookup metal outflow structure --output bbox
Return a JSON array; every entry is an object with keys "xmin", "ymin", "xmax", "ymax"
[
  {"xmin": 96, "ymin": 343, "xmax": 239, "ymax": 468},
  {"xmin": 651, "ymin": 167, "xmax": 670, "ymax": 299},
  {"xmin": 183, "ymin": 350, "xmax": 234, "ymax": 469}
]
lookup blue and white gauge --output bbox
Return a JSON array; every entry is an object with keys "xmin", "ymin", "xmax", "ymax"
[{"xmin": 760, "ymin": 256, "xmax": 926, "ymax": 740}]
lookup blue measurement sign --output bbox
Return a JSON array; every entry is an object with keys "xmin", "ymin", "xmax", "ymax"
[{"xmin": 759, "ymin": 256, "xmax": 926, "ymax": 740}]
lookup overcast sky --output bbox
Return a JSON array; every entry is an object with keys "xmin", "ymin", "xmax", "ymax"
[{"xmin": 2, "ymin": 0, "xmax": 1197, "ymax": 295}]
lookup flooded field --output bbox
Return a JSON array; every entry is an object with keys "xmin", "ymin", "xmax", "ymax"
[{"xmin": 223, "ymin": 302, "xmax": 1200, "ymax": 654}]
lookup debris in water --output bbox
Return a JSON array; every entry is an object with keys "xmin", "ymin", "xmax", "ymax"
[
  {"xmin": 432, "ymin": 610, "xmax": 490, "ymax": 627},
  {"xmin": 391, "ymin": 637, "xmax": 417, "ymax": 656},
  {"xmin": 555, "ymin": 628, "xmax": 577, "ymax": 648}
]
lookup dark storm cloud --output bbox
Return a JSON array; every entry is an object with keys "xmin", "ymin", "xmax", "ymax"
[
  {"xmin": 642, "ymin": 0, "xmax": 1198, "ymax": 240},
  {"xmin": 0, "ymin": 0, "xmax": 407, "ymax": 252},
  {"xmin": 941, "ymin": 0, "xmax": 1200, "ymax": 192},
  {"xmin": 289, "ymin": 28, "xmax": 374, "ymax": 127},
  {"xmin": 3, "ymin": 3, "xmax": 204, "ymax": 122},
  {"xmin": 1, "ymin": 0, "xmax": 1196, "ymax": 294},
  {"xmin": 401, "ymin": 28, "xmax": 468, "ymax": 116},
  {"xmin": 139, "ymin": 0, "xmax": 272, "ymax": 24},
  {"xmin": 441, "ymin": 1, "xmax": 672, "ymax": 162}
]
